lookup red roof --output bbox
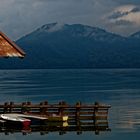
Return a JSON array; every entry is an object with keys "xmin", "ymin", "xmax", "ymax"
[{"xmin": 0, "ymin": 31, "xmax": 25, "ymax": 58}]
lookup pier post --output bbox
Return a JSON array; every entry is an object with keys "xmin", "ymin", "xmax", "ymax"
[
  {"xmin": 9, "ymin": 102, "xmax": 14, "ymax": 113},
  {"xmin": 94, "ymin": 102, "xmax": 99, "ymax": 135},
  {"xmin": 58, "ymin": 101, "xmax": 66, "ymax": 116},
  {"xmin": 44, "ymin": 101, "xmax": 48, "ymax": 115},
  {"xmin": 75, "ymin": 101, "xmax": 81, "ymax": 121},
  {"xmin": 4, "ymin": 102, "xmax": 8, "ymax": 113},
  {"xmin": 27, "ymin": 101, "xmax": 31, "ymax": 113},
  {"xmin": 21, "ymin": 102, "xmax": 26, "ymax": 113},
  {"xmin": 75, "ymin": 101, "xmax": 82, "ymax": 135},
  {"xmin": 40, "ymin": 102, "xmax": 44, "ymax": 114},
  {"xmin": 40, "ymin": 101, "xmax": 48, "ymax": 115}
]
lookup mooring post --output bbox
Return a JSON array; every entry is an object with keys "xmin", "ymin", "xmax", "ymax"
[
  {"xmin": 58, "ymin": 101, "xmax": 62, "ymax": 116},
  {"xmin": 44, "ymin": 101, "xmax": 48, "ymax": 115},
  {"xmin": 75, "ymin": 101, "xmax": 82, "ymax": 134},
  {"xmin": 40, "ymin": 101, "xmax": 48, "ymax": 115},
  {"xmin": 40, "ymin": 102, "xmax": 44, "ymax": 114},
  {"xmin": 4, "ymin": 102, "xmax": 8, "ymax": 113},
  {"xmin": 94, "ymin": 102, "xmax": 99, "ymax": 120},
  {"xmin": 21, "ymin": 102, "xmax": 26, "ymax": 113},
  {"xmin": 75, "ymin": 101, "xmax": 81, "ymax": 121},
  {"xmin": 27, "ymin": 101, "xmax": 31, "ymax": 105},
  {"xmin": 58, "ymin": 101, "xmax": 66, "ymax": 116},
  {"xmin": 27, "ymin": 101, "xmax": 31, "ymax": 113},
  {"xmin": 9, "ymin": 102, "xmax": 14, "ymax": 113},
  {"xmin": 94, "ymin": 102, "xmax": 99, "ymax": 135}
]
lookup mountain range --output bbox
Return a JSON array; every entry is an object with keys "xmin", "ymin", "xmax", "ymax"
[{"xmin": 0, "ymin": 22, "xmax": 140, "ymax": 69}]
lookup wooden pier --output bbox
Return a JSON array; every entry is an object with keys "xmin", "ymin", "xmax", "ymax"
[
  {"xmin": 0, "ymin": 101, "xmax": 111, "ymax": 121},
  {"xmin": 0, "ymin": 101, "xmax": 111, "ymax": 135}
]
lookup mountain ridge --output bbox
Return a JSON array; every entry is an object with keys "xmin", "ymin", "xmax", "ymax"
[
  {"xmin": 0, "ymin": 23, "xmax": 140, "ymax": 69},
  {"xmin": 130, "ymin": 31, "xmax": 140, "ymax": 39},
  {"xmin": 20, "ymin": 22, "xmax": 126, "ymax": 42}
]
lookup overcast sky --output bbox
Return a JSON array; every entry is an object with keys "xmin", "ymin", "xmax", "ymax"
[{"xmin": 0, "ymin": 0, "xmax": 140, "ymax": 40}]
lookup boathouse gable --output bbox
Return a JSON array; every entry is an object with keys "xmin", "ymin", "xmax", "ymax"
[{"xmin": 0, "ymin": 31, "xmax": 25, "ymax": 58}]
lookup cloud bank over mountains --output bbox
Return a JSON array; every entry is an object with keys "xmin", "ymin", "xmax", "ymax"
[
  {"xmin": 105, "ymin": 4, "xmax": 140, "ymax": 36},
  {"xmin": 108, "ymin": 5, "xmax": 140, "ymax": 25},
  {"xmin": 0, "ymin": 0, "xmax": 140, "ymax": 39}
]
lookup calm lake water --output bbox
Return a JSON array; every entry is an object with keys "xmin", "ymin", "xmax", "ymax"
[{"xmin": 0, "ymin": 69, "xmax": 140, "ymax": 139}]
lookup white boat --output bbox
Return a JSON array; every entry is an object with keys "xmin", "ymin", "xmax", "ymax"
[
  {"xmin": 1, "ymin": 113, "xmax": 47, "ymax": 120},
  {"xmin": 16, "ymin": 113, "xmax": 47, "ymax": 120},
  {"xmin": 1, "ymin": 114, "xmax": 31, "ymax": 127},
  {"xmin": 0, "ymin": 113, "xmax": 48, "ymax": 126}
]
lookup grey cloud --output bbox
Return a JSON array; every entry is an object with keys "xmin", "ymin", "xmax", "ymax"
[
  {"xmin": 108, "ymin": 11, "xmax": 129, "ymax": 20},
  {"xmin": 108, "ymin": 6, "xmax": 140, "ymax": 20},
  {"xmin": 131, "ymin": 7, "xmax": 140, "ymax": 12},
  {"xmin": 105, "ymin": 21, "xmax": 140, "ymax": 37},
  {"xmin": 0, "ymin": 0, "xmax": 96, "ymax": 40},
  {"xmin": 111, "ymin": 0, "xmax": 140, "ymax": 5},
  {"xmin": 114, "ymin": 20, "xmax": 134, "ymax": 26},
  {"xmin": 0, "ymin": 0, "xmax": 140, "ymax": 39}
]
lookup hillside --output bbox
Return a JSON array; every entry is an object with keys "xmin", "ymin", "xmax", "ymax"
[{"xmin": 0, "ymin": 23, "xmax": 140, "ymax": 69}]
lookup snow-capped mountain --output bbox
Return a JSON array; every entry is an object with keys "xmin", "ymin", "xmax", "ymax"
[
  {"xmin": 37, "ymin": 22, "xmax": 65, "ymax": 33},
  {"xmin": 0, "ymin": 23, "xmax": 139, "ymax": 69},
  {"xmin": 31, "ymin": 22, "xmax": 125, "ymax": 42}
]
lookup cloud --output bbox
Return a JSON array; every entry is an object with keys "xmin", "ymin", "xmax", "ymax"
[
  {"xmin": 115, "ymin": 20, "xmax": 134, "ymax": 26},
  {"xmin": 0, "ymin": 0, "xmax": 140, "ymax": 39},
  {"xmin": 108, "ymin": 11, "xmax": 130, "ymax": 20},
  {"xmin": 108, "ymin": 5, "xmax": 140, "ymax": 20},
  {"xmin": 108, "ymin": 5, "xmax": 140, "ymax": 25},
  {"xmin": 131, "ymin": 7, "xmax": 140, "ymax": 12},
  {"xmin": 0, "ymin": 0, "xmax": 97, "ymax": 40},
  {"xmin": 103, "ymin": 4, "xmax": 140, "ymax": 36},
  {"xmin": 111, "ymin": 0, "xmax": 140, "ymax": 5}
]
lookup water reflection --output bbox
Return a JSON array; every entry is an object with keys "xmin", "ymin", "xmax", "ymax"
[
  {"xmin": 0, "ymin": 120, "xmax": 110, "ymax": 136},
  {"xmin": 0, "ymin": 69, "xmax": 140, "ymax": 139}
]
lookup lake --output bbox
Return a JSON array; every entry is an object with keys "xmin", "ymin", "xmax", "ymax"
[{"xmin": 0, "ymin": 69, "xmax": 140, "ymax": 139}]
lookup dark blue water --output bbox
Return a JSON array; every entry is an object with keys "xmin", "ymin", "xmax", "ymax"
[{"xmin": 0, "ymin": 69, "xmax": 140, "ymax": 139}]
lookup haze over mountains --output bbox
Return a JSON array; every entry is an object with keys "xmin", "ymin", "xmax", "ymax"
[{"xmin": 0, "ymin": 22, "xmax": 140, "ymax": 69}]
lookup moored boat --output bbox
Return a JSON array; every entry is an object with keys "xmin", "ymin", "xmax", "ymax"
[
  {"xmin": 0, "ymin": 114, "xmax": 31, "ymax": 127},
  {"xmin": 0, "ymin": 113, "xmax": 68, "ymax": 127}
]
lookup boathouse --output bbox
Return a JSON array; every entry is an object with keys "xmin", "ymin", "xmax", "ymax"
[{"xmin": 0, "ymin": 31, "xmax": 25, "ymax": 58}]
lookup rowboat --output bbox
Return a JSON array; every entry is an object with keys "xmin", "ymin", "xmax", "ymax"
[
  {"xmin": 1, "ymin": 114, "xmax": 31, "ymax": 127},
  {"xmin": 0, "ymin": 113, "xmax": 48, "ymax": 126}
]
